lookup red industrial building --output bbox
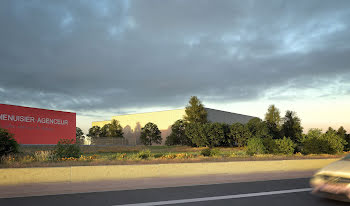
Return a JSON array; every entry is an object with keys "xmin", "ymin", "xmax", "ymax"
[{"xmin": 0, "ymin": 104, "xmax": 76, "ymax": 144}]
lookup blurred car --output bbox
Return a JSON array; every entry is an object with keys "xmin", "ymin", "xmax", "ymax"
[{"xmin": 310, "ymin": 154, "xmax": 350, "ymax": 202}]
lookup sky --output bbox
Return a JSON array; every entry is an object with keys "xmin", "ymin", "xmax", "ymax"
[{"xmin": 1, "ymin": 0, "xmax": 350, "ymax": 133}]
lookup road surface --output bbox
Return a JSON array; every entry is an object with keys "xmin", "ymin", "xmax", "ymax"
[{"xmin": 0, "ymin": 178, "xmax": 347, "ymax": 206}]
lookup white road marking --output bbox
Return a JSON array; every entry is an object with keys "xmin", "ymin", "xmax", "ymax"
[{"xmin": 112, "ymin": 187, "xmax": 313, "ymax": 206}]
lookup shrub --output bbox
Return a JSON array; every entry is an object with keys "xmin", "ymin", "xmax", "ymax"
[
  {"xmin": 228, "ymin": 123, "xmax": 251, "ymax": 147},
  {"xmin": 1, "ymin": 155, "xmax": 16, "ymax": 164},
  {"xmin": 108, "ymin": 153, "xmax": 127, "ymax": 160},
  {"xmin": 186, "ymin": 123, "xmax": 227, "ymax": 147},
  {"xmin": 274, "ymin": 137, "xmax": 295, "ymax": 155},
  {"xmin": 137, "ymin": 149, "xmax": 152, "ymax": 159},
  {"xmin": 200, "ymin": 148, "xmax": 211, "ymax": 156},
  {"xmin": 210, "ymin": 148, "xmax": 221, "ymax": 156},
  {"xmin": 185, "ymin": 123, "xmax": 208, "ymax": 147},
  {"xmin": 54, "ymin": 138, "xmax": 81, "ymax": 158},
  {"xmin": 262, "ymin": 137, "xmax": 278, "ymax": 154},
  {"xmin": 207, "ymin": 123, "xmax": 227, "ymax": 148},
  {"xmin": 246, "ymin": 138, "xmax": 266, "ymax": 156},
  {"xmin": 200, "ymin": 148, "xmax": 220, "ymax": 157},
  {"xmin": 0, "ymin": 128, "xmax": 19, "ymax": 157},
  {"xmin": 302, "ymin": 129, "xmax": 346, "ymax": 154},
  {"xmin": 153, "ymin": 153, "xmax": 164, "ymax": 158}
]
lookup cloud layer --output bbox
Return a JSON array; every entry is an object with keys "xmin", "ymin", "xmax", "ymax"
[{"xmin": 1, "ymin": 0, "xmax": 350, "ymax": 115}]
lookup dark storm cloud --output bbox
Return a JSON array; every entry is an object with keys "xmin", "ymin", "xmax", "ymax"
[{"xmin": 1, "ymin": 0, "xmax": 350, "ymax": 113}]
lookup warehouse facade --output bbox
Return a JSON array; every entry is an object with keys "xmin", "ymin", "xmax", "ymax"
[
  {"xmin": 0, "ymin": 104, "xmax": 76, "ymax": 144},
  {"xmin": 92, "ymin": 108, "xmax": 255, "ymax": 145}
]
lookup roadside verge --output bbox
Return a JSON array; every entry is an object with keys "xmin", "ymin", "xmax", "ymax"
[{"xmin": 0, "ymin": 158, "xmax": 338, "ymax": 185}]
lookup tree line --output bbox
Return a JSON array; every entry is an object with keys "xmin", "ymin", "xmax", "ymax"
[
  {"xmin": 82, "ymin": 96, "xmax": 350, "ymax": 154},
  {"xmin": 165, "ymin": 96, "xmax": 350, "ymax": 155},
  {"xmin": 83, "ymin": 119, "xmax": 162, "ymax": 146}
]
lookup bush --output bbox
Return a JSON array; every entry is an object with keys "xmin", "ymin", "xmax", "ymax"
[
  {"xmin": 274, "ymin": 137, "xmax": 295, "ymax": 155},
  {"xmin": 186, "ymin": 123, "xmax": 227, "ymax": 147},
  {"xmin": 262, "ymin": 137, "xmax": 278, "ymax": 154},
  {"xmin": 302, "ymin": 129, "xmax": 346, "ymax": 154},
  {"xmin": 54, "ymin": 138, "xmax": 81, "ymax": 158},
  {"xmin": 210, "ymin": 148, "xmax": 221, "ymax": 156},
  {"xmin": 228, "ymin": 123, "xmax": 251, "ymax": 147},
  {"xmin": 246, "ymin": 138, "xmax": 266, "ymax": 156},
  {"xmin": 185, "ymin": 123, "xmax": 208, "ymax": 147},
  {"xmin": 207, "ymin": 123, "xmax": 227, "ymax": 148},
  {"xmin": 137, "ymin": 149, "xmax": 152, "ymax": 159},
  {"xmin": 201, "ymin": 148, "xmax": 211, "ymax": 156},
  {"xmin": 200, "ymin": 148, "xmax": 220, "ymax": 157},
  {"xmin": 246, "ymin": 118, "xmax": 270, "ymax": 139},
  {"xmin": 153, "ymin": 153, "xmax": 164, "ymax": 158},
  {"xmin": 0, "ymin": 128, "xmax": 19, "ymax": 157}
]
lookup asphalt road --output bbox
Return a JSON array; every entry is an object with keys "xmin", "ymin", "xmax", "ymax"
[{"xmin": 0, "ymin": 178, "xmax": 348, "ymax": 206}]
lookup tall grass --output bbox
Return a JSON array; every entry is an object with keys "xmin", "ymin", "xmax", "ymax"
[{"xmin": 34, "ymin": 150, "xmax": 54, "ymax": 161}]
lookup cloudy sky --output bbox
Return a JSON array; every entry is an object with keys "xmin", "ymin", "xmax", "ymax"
[{"xmin": 1, "ymin": 0, "xmax": 350, "ymax": 133}]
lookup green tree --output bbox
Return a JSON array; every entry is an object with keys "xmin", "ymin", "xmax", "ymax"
[
  {"xmin": 185, "ymin": 122, "xmax": 227, "ymax": 147},
  {"xmin": 0, "ymin": 128, "xmax": 19, "ymax": 157},
  {"xmin": 337, "ymin": 126, "xmax": 350, "ymax": 151},
  {"xmin": 101, "ymin": 123, "xmax": 112, "ymax": 137},
  {"xmin": 185, "ymin": 122, "xmax": 207, "ymax": 147},
  {"xmin": 165, "ymin": 120, "xmax": 191, "ymax": 146},
  {"xmin": 207, "ymin": 123, "xmax": 226, "ymax": 148},
  {"xmin": 109, "ymin": 119, "xmax": 124, "ymax": 138},
  {"xmin": 87, "ymin": 126, "xmax": 102, "ymax": 138},
  {"xmin": 76, "ymin": 127, "xmax": 84, "ymax": 138},
  {"xmin": 76, "ymin": 127, "xmax": 84, "ymax": 144},
  {"xmin": 307, "ymin": 128, "xmax": 323, "ymax": 139},
  {"xmin": 246, "ymin": 118, "xmax": 270, "ymax": 139},
  {"xmin": 281, "ymin": 111, "xmax": 303, "ymax": 143},
  {"xmin": 219, "ymin": 123, "xmax": 231, "ymax": 146},
  {"xmin": 264, "ymin": 105, "xmax": 282, "ymax": 139},
  {"xmin": 337, "ymin": 126, "xmax": 347, "ymax": 139},
  {"xmin": 228, "ymin": 123, "xmax": 251, "ymax": 147},
  {"xmin": 140, "ymin": 122, "xmax": 162, "ymax": 146},
  {"xmin": 184, "ymin": 96, "xmax": 208, "ymax": 124},
  {"xmin": 302, "ymin": 129, "xmax": 346, "ymax": 154},
  {"xmin": 326, "ymin": 127, "xmax": 336, "ymax": 134}
]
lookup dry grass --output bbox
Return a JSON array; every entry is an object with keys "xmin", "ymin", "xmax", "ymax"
[
  {"xmin": 1, "ymin": 145, "xmax": 346, "ymax": 169},
  {"xmin": 0, "ymin": 150, "xmax": 346, "ymax": 169}
]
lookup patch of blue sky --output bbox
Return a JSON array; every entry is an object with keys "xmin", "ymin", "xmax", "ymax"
[
  {"xmin": 262, "ymin": 76, "xmax": 350, "ymax": 101},
  {"xmin": 282, "ymin": 21, "xmax": 346, "ymax": 54}
]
